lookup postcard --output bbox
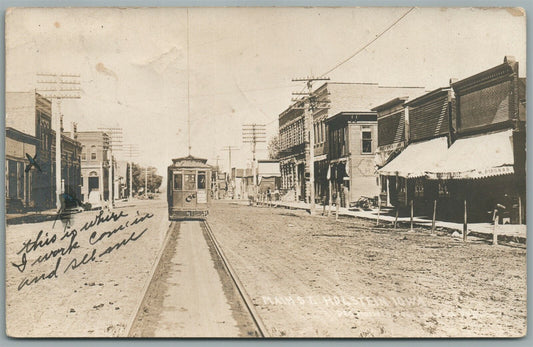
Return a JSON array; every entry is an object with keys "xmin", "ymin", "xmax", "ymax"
[{"xmin": 5, "ymin": 7, "xmax": 526, "ymax": 337}]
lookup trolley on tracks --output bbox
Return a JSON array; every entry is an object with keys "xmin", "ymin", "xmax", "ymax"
[{"xmin": 167, "ymin": 155, "xmax": 212, "ymax": 220}]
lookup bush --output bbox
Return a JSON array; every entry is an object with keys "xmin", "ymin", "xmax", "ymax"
[{"xmin": 82, "ymin": 202, "xmax": 92, "ymax": 211}]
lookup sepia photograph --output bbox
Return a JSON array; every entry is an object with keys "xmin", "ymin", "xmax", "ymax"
[{"xmin": 4, "ymin": 6, "xmax": 527, "ymax": 338}]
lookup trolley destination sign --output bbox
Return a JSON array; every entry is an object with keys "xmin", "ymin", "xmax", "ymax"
[{"xmin": 4, "ymin": 6, "xmax": 527, "ymax": 339}]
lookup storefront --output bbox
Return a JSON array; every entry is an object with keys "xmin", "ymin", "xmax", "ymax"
[
  {"xmin": 378, "ymin": 136, "xmax": 449, "ymax": 213},
  {"xmin": 426, "ymin": 129, "xmax": 523, "ymax": 223}
]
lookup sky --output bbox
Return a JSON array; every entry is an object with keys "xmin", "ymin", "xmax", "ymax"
[{"xmin": 5, "ymin": 7, "xmax": 526, "ymax": 177}]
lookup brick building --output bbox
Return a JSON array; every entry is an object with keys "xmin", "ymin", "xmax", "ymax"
[
  {"xmin": 5, "ymin": 127, "xmax": 39, "ymax": 212},
  {"xmin": 6, "ymin": 92, "xmax": 82, "ymax": 211},
  {"xmin": 77, "ymin": 131, "xmax": 111, "ymax": 204}
]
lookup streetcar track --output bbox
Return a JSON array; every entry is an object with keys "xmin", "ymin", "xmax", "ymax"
[
  {"xmin": 127, "ymin": 219, "xmax": 268, "ymax": 337},
  {"xmin": 200, "ymin": 220, "xmax": 268, "ymax": 337}
]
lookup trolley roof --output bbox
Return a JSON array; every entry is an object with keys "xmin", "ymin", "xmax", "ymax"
[{"xmin": 170, "ymin": 155, "xmax": 211, "ymax": 169}]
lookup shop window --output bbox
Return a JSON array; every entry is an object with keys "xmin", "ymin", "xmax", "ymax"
[
  {"xmin": 414, "ymin": 178, "xmax": 424, "ymax": 198},
  {"xmin": 438, "ymin": 181, "xmax": 450, "ymax": 198}
]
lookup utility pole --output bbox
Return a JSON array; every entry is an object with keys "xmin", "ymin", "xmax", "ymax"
[
  {"xmin": 222, "ymin": 146, "xmax": 239, "ymax": 173},
  {"xmin": 222, "ymin": 146, "xmax": 239, "ymax": 198},
  {"xmin": 292, "ymin": 76, "xmax": 330, "ymax": 215},
  {"xmin": 145, "ymin": 167, "xmax": 148, "ymax": 198},
  {"xmin": 98, "ymin": 127, "xmax": 123, "ymax": 208},
  {"xmin": 36, "ymin": 73, "xmax": 81, "ymax": 210},
  {"xmin": 242, "ymin": 124, "xmax": 266, "ymax": 197},
  {"xmin": 123, "ymin": 144, "xmax": 139, "ymax": 200}
]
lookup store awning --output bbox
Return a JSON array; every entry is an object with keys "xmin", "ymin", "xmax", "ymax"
[
  {"xmin": 378, "ymin": 136, "xmax": 448, "ymax": 178},
  {"xmin": 426, "ymin": 129, "xmax": 514, "ymax": 180},
  {"xmin": 375, "ymin": 141, "xmax": 404, "ymax": 168}
]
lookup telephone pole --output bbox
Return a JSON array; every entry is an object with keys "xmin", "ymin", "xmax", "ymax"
[
  {"xmin": 122, "ymin": 144, "xmax": 140, "ymax": 200},
  {"xmin": 98, "ymin": 127, "xmax": 123, "ymax": 207},
  {"xmin": 242, "ymin": 124, "xmax": 266, "ymax": 196},
  {"xmin": 292, "ymin": 76, "xmax": 330, "ymax": 215},
  {"xmin": 145, "ymin": 167, "xmax": 148, "ymax": 197},
  {"xmin": 222, "ymin": 146, "xmax": 239, "ymax": 173},
  {"xmin": 36, "ymin": 73, "xmax": 81, "ymax": 210},
  {"xmin": 222, "ymin": 146, "xmax": 239, "ymax": 196}
]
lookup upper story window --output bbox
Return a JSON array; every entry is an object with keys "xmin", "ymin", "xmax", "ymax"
[
  {"xmin": 362, "ymin": 128, "xmax": 372, "ymax": 154},
  {"xmin": 362, "ymin": 130, "xmax": 372, "ymax": 153},
  {"xmin": 91, "ymin": 145, "xmax": 97, "ymax": 160},
  {"xmin": 81, "ymin": 146, "xmax": 86, "ymax": 160}
]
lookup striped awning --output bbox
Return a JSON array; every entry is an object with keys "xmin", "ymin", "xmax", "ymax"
[
  {"xmin": 378, "ymin": 136, "xmax": 449, "ymax": 178},
  {"xmin": 425, "ymin": 129, "xmax": 514, "ymax": 180}
]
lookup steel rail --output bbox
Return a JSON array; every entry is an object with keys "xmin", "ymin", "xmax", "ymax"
[{"xmin": 200, "ymin": 220, "xmax": 269, "ymax": 338}]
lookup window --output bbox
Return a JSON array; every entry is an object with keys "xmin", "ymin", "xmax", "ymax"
[
  {"xmin": 198, "ymin": 172, "xmax": 206, "ymax": 189},
  {"xmin": 438, "ymin": 181, "xmax": 450, "ymax": 198},
  {"xmin": 91, "ymin": 145, "xmax": 97, "ymax": 160},
  {"xmin": 414, "ymin": 178, "xmax": 424, "ymax": 198},
  {"xmin": 362, "ymin": 129, "xmax": 372, "ymax": 154},
  {"xmin": 184, "ymin": 172, "xmax": 196, "ymax": 190},
  {"xmin": 81, "ymin": 146, "xmax": 86, "ymax": 160},
  {"xmin": 173, "ymin": 172, "xmax": 183, "ymax": 190}
]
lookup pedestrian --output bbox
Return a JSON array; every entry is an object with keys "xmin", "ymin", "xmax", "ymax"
[
  {"xmin": 335, "ymin": 191, "xmax": 341, "ymax": 221},
  {"xmin": 266, "ymin": 187, "xmax": 272, "ymax": 207}
]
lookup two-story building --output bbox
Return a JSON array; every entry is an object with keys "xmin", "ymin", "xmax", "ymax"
[
  {"xmin": 315, "ymin": 82, "xmax": 424, "ymax": 207},
  {"xmin": 278, "ymin": 104, "xmax": 306, "ymax": 200},
  {"xmin": 6, "ymin": 92, "xmax": 82, "ymax": 211},
  {"xmin": 77, "ymin": 131, "xmax": 111, "ymax": 204},
  {"xmin": 426, "ymin": 56, "xmax": 526, "ymax": 223},
  {"xmin": 377, "ymin": 87, "xmax": 454, "ymax": 213}
]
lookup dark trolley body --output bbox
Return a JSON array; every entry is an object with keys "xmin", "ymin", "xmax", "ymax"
[{"xmin": 167, "ymin": 155, "xmax": 212, "ymax": 220}]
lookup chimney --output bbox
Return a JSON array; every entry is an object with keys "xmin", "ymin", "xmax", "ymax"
[
  {"xmin": 72, "ymin": 122, "xmax": 78, "ymax": 140},
  {"xmin": 504, "ymin": 55, "xmax": 516, "ymax": 64}
]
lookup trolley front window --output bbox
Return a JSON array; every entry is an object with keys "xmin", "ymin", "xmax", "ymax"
[
  {"xmin": 184, "ymin": 172, "xmax": 196, "ymax": 190},
  {"xmin": 198, "ymin": 171, "xmax": 206, "ymax": 189},
  {"xmin": 173, "ymin": 172, "xmax": 183, "ymax": 190}
]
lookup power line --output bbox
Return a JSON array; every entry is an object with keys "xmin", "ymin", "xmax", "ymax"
[{"xmin": 320, "ymin": 7, "xmax": 416, "ymax": 77}]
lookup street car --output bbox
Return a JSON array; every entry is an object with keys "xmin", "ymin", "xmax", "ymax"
[{"xmin": 167, "ymin": 155, "xmax": 212, "ymax": 220}]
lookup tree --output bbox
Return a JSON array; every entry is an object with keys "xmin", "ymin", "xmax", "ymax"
[
  {"xmin": 126, "ymin": 163, "xmax": 163, "ymax": 195},
  {"xmin": 267, "ymin": 134, "xmax": 280, "ymax": 160}
]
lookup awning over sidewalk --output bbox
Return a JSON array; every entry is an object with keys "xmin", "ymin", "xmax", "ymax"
[
  {"xmin": 374, "ymin": 141, "xmax": 404, "ymax": 168},
  {"xmin": 426, "ymin": 129, "xmax": 514, "ymax": 180},
  {"xmin": 378, "ymin": 136, "xmax": 448, "ymax": 178}
]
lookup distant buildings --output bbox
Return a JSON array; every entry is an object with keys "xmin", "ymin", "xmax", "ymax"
[{"xmin": 76, "ymin": 131, "xmax": 111, "ymax": 204}]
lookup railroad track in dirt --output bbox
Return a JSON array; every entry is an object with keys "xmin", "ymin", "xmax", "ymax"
[
  {"xmin": 200, "ymin": 220, "xmax": 268, "ymax": 337},
  {"xmin": 127, "ymin": 219, "xmax": 268, "ymax": 337}
]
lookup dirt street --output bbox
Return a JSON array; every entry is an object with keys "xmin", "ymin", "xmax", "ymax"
[
  {"xmin": 129, "ymin": 221, "xmax": 259, "ymax": 337},
  {"xmin": 6, "ymin": 199, "xmax": 169, "ymax": 337},
  {"xmin": 207, "ymin": 201, "xmax": 527, "ymax": 337}
]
